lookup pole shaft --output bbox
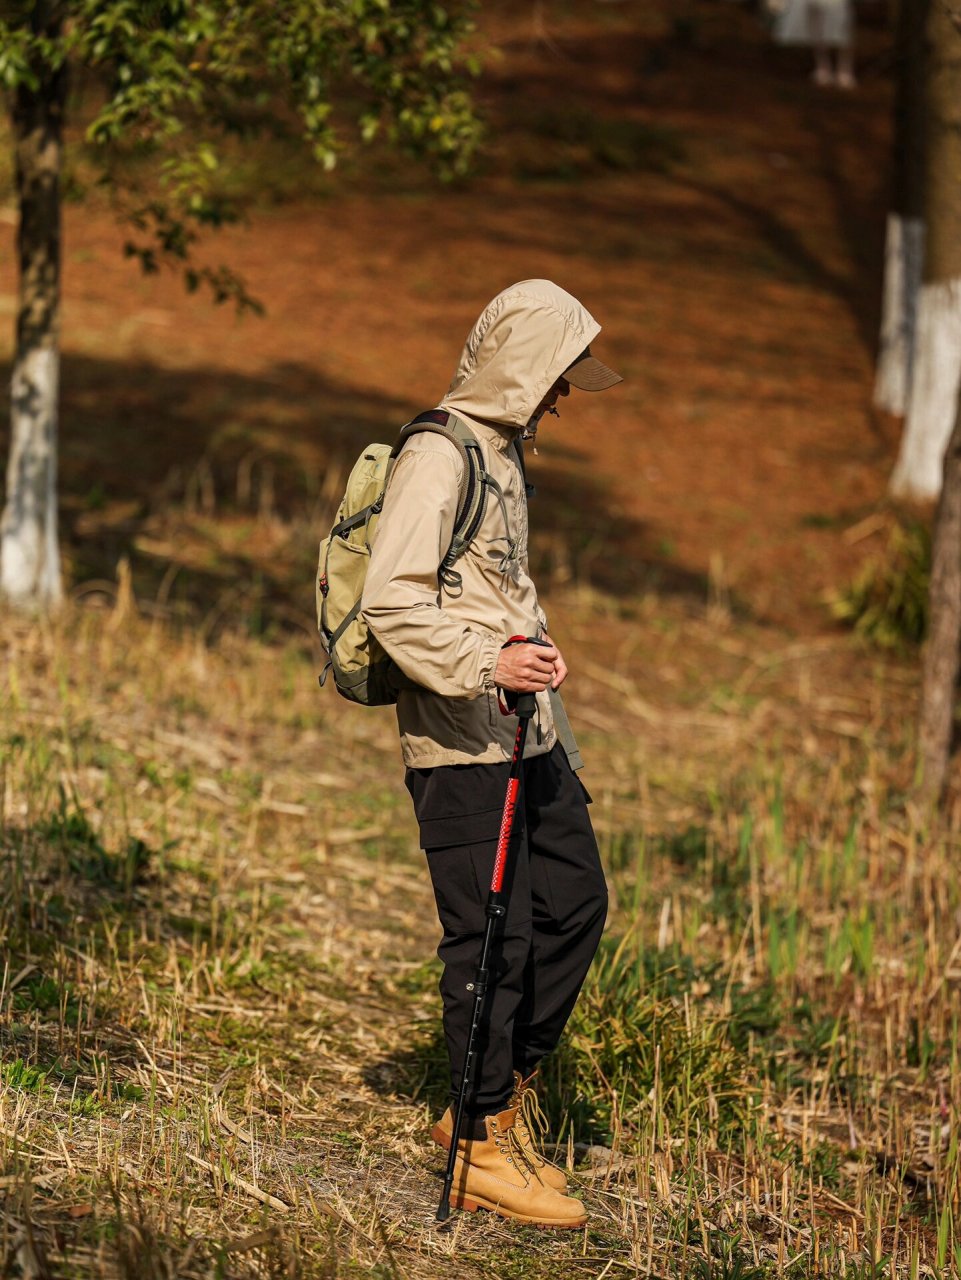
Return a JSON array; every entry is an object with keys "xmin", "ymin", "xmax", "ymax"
[{"xmin": 436, "ymin": 697, "xmax": 534, "ymax": 1222}]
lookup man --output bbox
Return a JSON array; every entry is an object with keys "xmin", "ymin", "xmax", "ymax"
[{"xmin": 362, "ymin": 279, "xmax": 620, "ymax": 1227}]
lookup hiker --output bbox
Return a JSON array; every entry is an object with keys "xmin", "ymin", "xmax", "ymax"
[{"xmin": 361, "ymin": 279, "xmax": 620, "ymax": 1227}]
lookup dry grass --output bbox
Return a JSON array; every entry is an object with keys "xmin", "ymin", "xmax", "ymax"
[{"xmin": 1, "ymin": 585, "xmax": 958, "ymax": 1279}]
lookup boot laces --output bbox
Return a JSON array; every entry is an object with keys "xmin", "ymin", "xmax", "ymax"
[
  {"xmin": 494, "ymin": 1122, "xmax": 538, "ymax": 1177},
  {"xmin": 516, "ymin": 1085, "xmax": 551, "ymax": 1169}
]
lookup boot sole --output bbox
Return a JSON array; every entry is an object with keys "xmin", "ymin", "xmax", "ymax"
[
  {"xmin": 430, "ymin": 1123, "xmax": 569, "ymax": 1193},
  {"xmin": 449, "ymin": 1191, "xmax": 586, "ymax": 1229}
]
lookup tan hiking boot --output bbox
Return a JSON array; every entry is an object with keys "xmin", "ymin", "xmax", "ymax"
[
  {"xmin": 509, "ymin": 1070, "xmax": 569, "ymax": 1192},
  {"xmin": 431, "ymin": 1106, "xmax": 587, "ymax": 1228},
  {"xmin": 432, "ymin": 1084, "xmax": 568, "ymax": 1191}
]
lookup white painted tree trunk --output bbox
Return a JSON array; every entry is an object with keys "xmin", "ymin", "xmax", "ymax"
[
  {"xmin": 890, "ymin": 280, "xmax": 961, "ymax": 501},
  {"xmin": 873, "ymin": 213, "xmax": 925, "ymax": 416},
  {"xmin": 1, "ymin": 345, "xmax": 62, "ymax": 605},
  {"xmin": 1, "ymin": 9, "xmax": 65, "ymax": 610}
]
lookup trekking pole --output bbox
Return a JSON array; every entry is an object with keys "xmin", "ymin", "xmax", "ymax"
[{"xmin": 436, "ymin": 637, "xmax": 551, "ymax": 1223}]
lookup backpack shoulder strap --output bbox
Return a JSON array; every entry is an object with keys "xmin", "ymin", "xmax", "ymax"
[
  {"xmin": 392, "ymin": 410, "xmax": 493, "ymax": 586},
  {"xmin": 393, "ymin": 410, "xmax": 478, "ymax": 522}
]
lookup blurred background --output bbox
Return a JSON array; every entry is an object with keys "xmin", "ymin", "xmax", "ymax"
[
  {"xmin": 6, "ymin": 3, "xmax": 961, "ymax": 1278},
  {"xmin": 0, "ymin": 0, "xmax": 914, "ymax": 637}
]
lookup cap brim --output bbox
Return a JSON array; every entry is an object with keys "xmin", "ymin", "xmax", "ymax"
[{"xmin": 564, "ymin": 355, "xmax": 623, "ymax": 392}]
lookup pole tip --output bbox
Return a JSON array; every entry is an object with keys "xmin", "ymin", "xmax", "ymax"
[{"xmin": 435, "ymin": 1200, "xmax": 451, "ymax": 1223}]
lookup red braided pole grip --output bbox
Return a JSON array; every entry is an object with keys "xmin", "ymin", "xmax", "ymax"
[{"xmin": 491, "ymin": 777, "xmax": 520, "ymax": 894}]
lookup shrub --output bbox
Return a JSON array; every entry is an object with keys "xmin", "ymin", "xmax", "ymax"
[
  {"xmin": 829, "ymin": 518, "xmax": 929, "ymax": 651},
  {"xmin": 541, "ymin": 934, "xmax": 751, "ymax": 1144}
]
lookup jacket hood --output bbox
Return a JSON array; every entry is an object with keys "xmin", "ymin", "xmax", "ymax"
[{"xmin": 440, "ymin": 279, "xmax": 602, "ymax": 429}]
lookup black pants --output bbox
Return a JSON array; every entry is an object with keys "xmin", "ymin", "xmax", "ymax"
[{"xmin": 406, "ymin": 744, "xmax": 608, "ymax": 1118}]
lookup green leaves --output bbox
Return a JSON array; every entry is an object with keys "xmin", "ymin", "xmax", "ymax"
[
  {"xmin": 10, "ymin": 2, "xmax": 482, "ymax": 172},
  {"xmin": 0, "ymin": 23, "xmax": 39, "ymax": 90},
  {"xmin": 3, "ymin": 1, "xmax": 480, "ymax": 305}
]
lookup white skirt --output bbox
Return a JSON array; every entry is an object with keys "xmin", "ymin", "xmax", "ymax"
[{"xmin": 773, "ymin": 0, "xmax": 853, "ymax": 47}]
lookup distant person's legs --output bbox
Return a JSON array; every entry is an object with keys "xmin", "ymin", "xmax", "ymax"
[
  {"xmin": 812, "ymin": 41, "xmax": 833, "ymax": 86},
  {"xmin": 835, "ymin": 44, "xmax": 856, "ymax": 89},
  {"xmin": 809, "ymin": 1, "xmax": 855, "ymax": 89}
]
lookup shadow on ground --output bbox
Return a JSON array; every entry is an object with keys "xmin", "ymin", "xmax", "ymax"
[
  {"xmin": 0, "ymin": 354, "xmax": 721, "ymax": 636},
  {"xmin": 362, "ymin": 1023, "xmax": 449, "ymax": 1120}
]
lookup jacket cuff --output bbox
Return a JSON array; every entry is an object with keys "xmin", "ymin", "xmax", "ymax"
[{"xmin": 479, "ymin": 633, "xmax": 501, "ymax": 692}]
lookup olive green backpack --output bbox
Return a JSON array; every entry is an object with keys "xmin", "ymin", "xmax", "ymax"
[{"xmin": 316, "ymin": 410, "xmax": 495, "ymax": 706}]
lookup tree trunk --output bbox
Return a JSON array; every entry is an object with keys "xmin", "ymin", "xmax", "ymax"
[
  {"xmin": 0, "ymin": 4, "xmax": 65, "ymax": 609},
  {"xmin": 917, "ymin": 391, "xmax": 961, "ymax": 804},
  {"xmin": 874, "ymin": 0, "xmax": 929, "ymax": 417},
  {"xmin": 890, "ymin": 1, "xmax": 961, "ymax": 501},
  {"xmin": 875, "ymin": 213, "xmax": 925, "ymax": 415}
]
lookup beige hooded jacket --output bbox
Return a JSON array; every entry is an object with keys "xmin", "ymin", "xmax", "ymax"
[{"xmin": 361, "ymin": 279, "xmax": 602, "ymax": 769}]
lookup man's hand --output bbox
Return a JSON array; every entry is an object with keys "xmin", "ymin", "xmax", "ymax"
[
  {"xmin": 494, "ymin": 636, "xmax": 567, "ymax": 692},
  {"xmin": 544, "ymin": 634, "xmax": 568, "ymax": 690}
]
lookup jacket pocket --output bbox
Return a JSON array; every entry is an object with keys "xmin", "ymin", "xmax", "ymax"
[
  {"xmin": 486, "ymin": 687, "xmax": 502, "ymax": 730},
  {"xmin": 407, "ymin": 762, "xmax": 511, "ymax": 849}
]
